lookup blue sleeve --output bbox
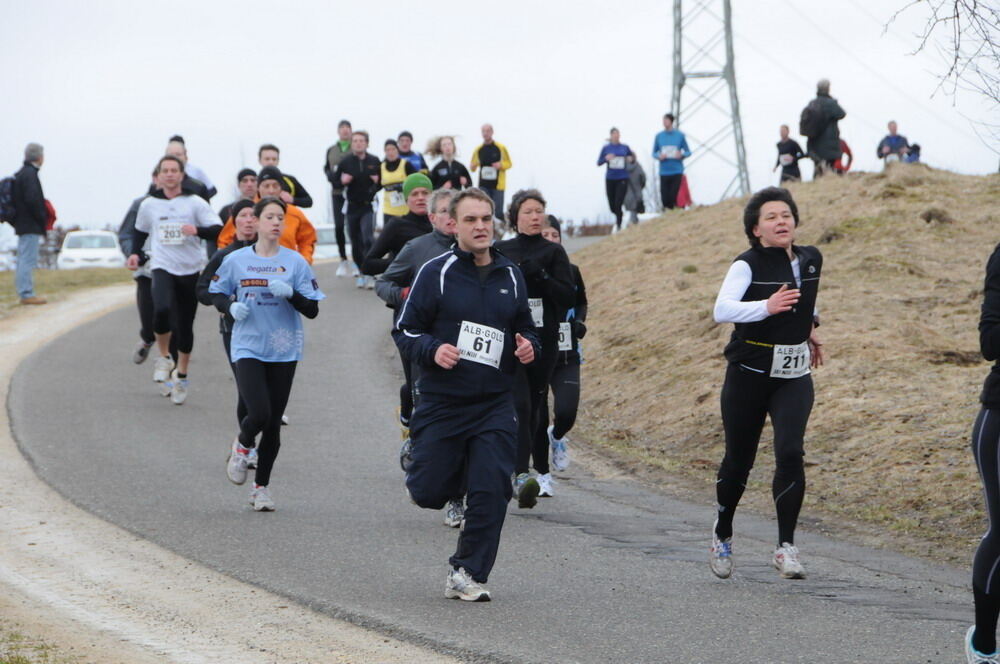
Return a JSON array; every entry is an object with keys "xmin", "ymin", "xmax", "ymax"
[
  {"xmin": 209, "ymin": 252, "xmax": 237, "ymax": 296},
  {"xmin": 652, "ymin": 135, "xmax": 661, "ymax": 159},
  {"xmin": 597, "ymin": 145, "xmax": 607, "ymax": 167},
  {"xmin": 393, "ymin": 262, "xmax": 444, "ymax": 368},
  {"xmin": 294, "ymin": 256, "xmax": 326, "ymax": 301},
  {"xmin": 681, "ymin": 136, "xmax": 691, "ymax": 158}
]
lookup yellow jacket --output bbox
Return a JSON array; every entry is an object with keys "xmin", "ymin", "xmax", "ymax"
[{"xmin": 470, "ymin": 141, "xmax": 512, "ymax": 191}]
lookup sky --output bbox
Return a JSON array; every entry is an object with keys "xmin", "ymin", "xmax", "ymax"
[{"xmin": 1, "ymin": 0, "xmax": 996, "ymax": 229}]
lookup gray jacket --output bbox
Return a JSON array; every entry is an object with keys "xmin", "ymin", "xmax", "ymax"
[
  {"xmin": 375, "ymin": 229, "xmax": 455, "ymax": 309},
  {"xmin": 624, "ymin": 160, "xmax": 646, "ymax": 213},
  {"xmin": 324, "ymin": 142, "xmax": 351, "ymax": 194}
]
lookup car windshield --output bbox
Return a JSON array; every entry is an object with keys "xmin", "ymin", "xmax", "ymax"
[
  {"xmin": 317, "ymin": 228, "xmax": 337, "ymax": 245},
  {"xmin": 65, "ymin": 235, "xmax": 116, "ymax": 249}
]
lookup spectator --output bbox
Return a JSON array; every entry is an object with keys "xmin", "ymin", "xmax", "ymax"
[
  {"xmin": 774, "ymin": 124, "xmax": 805, "ymax": 183},
  {"xmin": 258, "ymin": 143, "xmax": 312, "ymax": 208},
  {"xmin": 623, "ymin": 154, "xmax": 647, "ymax": 226},
  {"xmin": 906, "ymin": 143, "xmax": 922, "ymax": 163},
  {"xmin": 876, "ymin": 121, "xmax": 911, "ymax": 164},
  {"xmin": 12, "ymin": 142, "xmax": 48, "ymax": 305},
  {"xmin": 165, "ymin": 135, "xmax": 217, "ymax": 201},
  {"xmin": 833, "ymin": 139, "xmax": 854, "ymax": 174},
  {"xmin": 801, "ymin": 79, "xmax": 846, "ymax": 176},
  {"xmin": 597, "ymin": 127, "xmax": 633, "ymax": 232},
  {"xmin": 652, "ymin": 113, "xmax": 691, "ymax": 210}
]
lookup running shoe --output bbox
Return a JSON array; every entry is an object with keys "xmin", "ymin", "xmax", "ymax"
[
  {"xmin": 132, "ymin": 340, "xmax": 152, "ymax": 364},
  {"xmin": 169, "ymin": 369, "xmax": 188, "ymax": 405},
  {"xmin": 351, "ymin": 263, "xmax": 360, "ymax": 278},
  {"xmin": 548, "ymin": 425, "xmax": 570, "ymax": 472},
  {"xmin": 772, "ymin": 542, "xmax": 805, "ymax": 579},
  {"xmin": 513, "ymin": 473, "xmax": 540, "ymax": 509},
  {"xmin": 396, "ymin": 406, "xmax": 410, "ymax": 441},
  {"xmin": 537, "ymin": 473, "xmax": 555, "ymax": 497},
  {"xmin": 710, "ymin": 520, "xmax": 733, "ymax": 579},
  {"xmin": 445, "ymin": 567, "xmax": 491, "ymax": 602},
  {"xmin": 336, "ymin": 260, "xmax": 349, "ymax": 277},
  {"xmin": 355, "ymin": 275, "xmax": 366, "ymax": 289},
  {"xmin": 153, "ymin": 355, "xmax": 174, "ymax": 383},
  {"xmin": 281, "ymin": 414, "xmax": 289, "ymax": 425},
  {"xmin": 226, "ymin": 438, "xmax": 249, "ymax": 485},
  {"xmin": 365, "ymin": 275, "xmax": 375, "ymax": 290},
  {"xmin": 250, "ymin": 485, "xmax": 275, "ymax": 512},
  {"xmin": 246, "ymin": 445, "xmax": 258, "ymax": 469},
  {"xmin": 443, "ymin": 499, "xmax": 464, "ymax": 528},
  {"xmin": 399, "ymin": 438, "xmax": 414, "ymax": 472},
  {"xmin": 966, "ymin": 626, "xmax": 1000, "ymax": 663}
]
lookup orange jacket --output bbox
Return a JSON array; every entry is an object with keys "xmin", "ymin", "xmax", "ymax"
[{"xmin": 217, "ymin": 202, "xmax": 316, "ymax": 263}]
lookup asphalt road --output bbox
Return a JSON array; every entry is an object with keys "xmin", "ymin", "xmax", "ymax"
[{"xmin": 9, "ymin": 242, "xmax": 971, "ymax": 663}]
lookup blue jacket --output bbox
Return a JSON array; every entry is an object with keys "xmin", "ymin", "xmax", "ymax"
[
  {"xmin": 393, "ymin": 246, "xmax": 541, "ymax": 403},
  {"xmin": 876, "ymin": 134, "xmax": 909, "ymax": 158},
  {"xmin": 597, "ymin": 143, "xmax": 632, "ymax": 180},
  {"xmin": 652, "ymin": 130, "xmax": 691, "ymax": 176}
]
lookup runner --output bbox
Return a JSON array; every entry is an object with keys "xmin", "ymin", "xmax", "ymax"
[
  {"xmin": 426, "ymin": 136, "xmax": 471, "ymax": 190},
  {"xmin": 218, "ymin": 169, "xmax": 258, "ymax": 224},
  {"xmin": 394, "ymin": 187, "xmax": 539, "ymax": 600},
  {"xmin": 470, "ymin": 124, "xmax": 512, "ymax": 223},
  {"xmin": 652, "ymin": 113, "xmax": 691, "ymax": 211},
  {"xmin": 165, "ymin": 135, "xmax": 217, "ymax": 201},
  {"xmin": 334, "ymin": 131, "xmax": 381, "ymax": 289},
  {"xmin": 118, "ymin": 169, "xmax": 159, "ymax": 364},
  {"xmin": 380, "ymin": 139, "xmax": 418, "ymax": 225},
  {"xmin": 710, "ymin": 186, "xmax": 823, "ymax": 580},
  {"xmin": 397, "ymin": 131, "xmax": 429, "ymax": 173},
  {"xmin": 128, "ymin": 155, "xmax": 223, "ymax": 404},
  {"xmin": 258, "ymin": 144, "xmax": 313, "ymax": 208},
  {"xmin": 964, "ymin": 242, "xmax": 1000, "ymax": 663},
  {"xmin": 210, "ymin": 197, "xmax": 324, "ymax": 511},
  {"xmin": 324, "ymin": 119, "xmax": 354, "ymax": 277},
  {"xmin": 773, "ymin": 125, "xmax": 805, "ymax": 184},
  {"xmin": 362, "ymin": 172, "xmax": 432, "ymax": 277},
  {"xmin": 216, "ymin": 166, "xmax": 316, "ymax": 264},
  {"xmin": 540, "ymin": 216, "xmax": 587, "ymax": 478},
  {"xmin": 495, "ymin": 189, "xmax": 576, "ymax": 506},
  {"xmin": 596, "ymin": 128, "xmax": 633, "ymax": 232}
]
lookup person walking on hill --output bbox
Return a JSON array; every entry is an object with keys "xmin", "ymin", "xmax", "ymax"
[
  {"xmin": 623, "ymin": 154, "xmax": 646, "ymax": 226},
  {"xmin": 652, "ymin": 113, "xmax": 691, "ymax": 210},
  {"xmin": 324, "ymin": 119, "xmax": 354, "ymax": 277},
  {"xmin": 470, "ymin": 124, "xmax": 512, "ymax": 223},
  {"xmin": 774, "ymin": 125, "xmax": 805, "ymax": 184},
  {"xmin": 597, "ymin": 128, "xmax": 633, "ymax": 232},
  {"xmin": 12, "ymin": 142, "xmax": 48, "ymax": 305},
  {"xmin": 800, "ymin": 79, "xmax": 846, "ymax": 177}
]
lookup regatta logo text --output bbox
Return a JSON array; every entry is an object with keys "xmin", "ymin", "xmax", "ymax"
[{"xmin": 246, "ymin": 265, "xmax": 287, "ymax": 274}]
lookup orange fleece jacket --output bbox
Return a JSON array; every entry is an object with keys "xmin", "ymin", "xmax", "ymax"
[{"xmin": 216, "ymin": 203, "xmax": 316, "ymax": 263}]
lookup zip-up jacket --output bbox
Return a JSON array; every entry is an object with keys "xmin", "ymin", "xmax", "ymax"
[
  {"xmin": 494, "ymin": 232, "xmax": 576, "ymax": 347},
  {"xmin": 323, "ymin": 141, "xmax": 351, "ymax": 194},
  {"xmin": 12, "ymin": 161, "xmax": 46, "ymax": 236},
  {"xmin": 376, "ymin": 229, "xmax": 455, "ymax": 309},
  {"xmin": 722, "ymin": 244, "xmax": 822, "ymax": 371},
  {"xmin": 876, "ymin": 134, "xmax": 910, "ymax": 159},
  {"xmin": 361, "ymin": 211, "xmax": 431, "ymax": 276},
  {"xmin": 429, "ymin": 159, "xmax": 472, "ymax": 190},
  {"xmin": 196, "ymin": 238, "xmax": 253, "ymax": 335},
  {"xmin": 281, "ymin": 173, "xmax": 313, "ymax": 208},
  {"xmin": 393, "ymin": 247, "xmax": 540, "ymax": 403},
  {"xmin": 979, "ymin": 243, "xmax": 1000, "ymax": 408},
  {"xmin": 334, "ymin": 153, "xmax": 382, "ymax": 206},
  {"xmin": 216, "ymin": 200, "xmax": 317, "ymax": 263},
  {"xmin": 470, "ymin": 141, "xmax": 513, "ymax": 191}
]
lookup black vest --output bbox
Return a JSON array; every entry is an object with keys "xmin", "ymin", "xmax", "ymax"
[{"xmin": 723, "ymin": 244, "xmax": 822, "ymax": 370}]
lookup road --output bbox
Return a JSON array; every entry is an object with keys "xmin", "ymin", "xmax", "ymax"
[{"xmin": 9, "ymin": 241, "xmax": 969, "ymax": 663}]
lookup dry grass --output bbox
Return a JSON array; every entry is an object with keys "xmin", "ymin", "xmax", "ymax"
[
  {"xmin": 573, "ymin": 163, "xmax": 1000, "ymax": 564},
  {"xmin": 0, "ymin": 268, "xmax": 132, "ymax": 317}
]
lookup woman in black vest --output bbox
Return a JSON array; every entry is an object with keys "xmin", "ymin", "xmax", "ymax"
[{"xmin": 710, "ymin": 187, "xmax": 824, "ymax": 580}]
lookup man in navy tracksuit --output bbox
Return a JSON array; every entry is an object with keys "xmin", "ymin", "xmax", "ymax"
[{"xmin": 394, "ymin": 188, "xmax": 540, "ymax": 602}]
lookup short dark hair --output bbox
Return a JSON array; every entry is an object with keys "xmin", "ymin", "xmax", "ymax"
[
  {"xmin": 155, "ymin": 155, "xmax": 185, "ymax": 174},
  {"xmin": 253, "ymin": 196, "xmax": 287, "ymax": 218},
  {"xmin": 508, "ymin": 188, "xmax": 547, "ymax": 228},
  {"xmin": 338, "ymin": 119, "xmax": 352, "ymax": 129},
  {"xmin": 448, "ymin": 188, "xmax": 494, "ymax": 220},
  {"xmin": 384, "ymin": 138, "xmax": 399, "ymax": 149},
  {"xmin": 168, "ymin": 134, "xmax": 185, "ymax": 145},
  {"xmin": 398, "ymin": 130, "xmax": 413, "ymax": 141},
  {"xmin": 258, "ymin": 143, "xmax": 279, "ymax": 157},
  {"xmin": 663, "ymin": 113, "xmax": 675, "ymax": 122},
  {"xmin": 544, "ymin": 214, "xmax": 562, "ymax": 236},
  {"xmin": 743, "ymin": 186, "xmax": 799, "ymax": 247}
]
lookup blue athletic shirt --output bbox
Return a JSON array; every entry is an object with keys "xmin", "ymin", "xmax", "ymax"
[{"xmin": 209, "ymin": 245, "xmax": 325, "ymax": 363}]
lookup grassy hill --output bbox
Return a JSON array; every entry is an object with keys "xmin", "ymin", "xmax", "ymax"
[{"xmin": 572, "ymin": 164, "xmax": 1000, "ymax": 563}]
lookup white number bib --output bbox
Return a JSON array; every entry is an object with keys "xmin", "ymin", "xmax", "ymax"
[
  {"xmin": 456, "ymin": 321, "xmax": 504, "ymax": 369},
  {"xmin": 481, "ymin": 166, "xmax": 498, "ymax": 180},
  {"xmin": 528, "ymin": 298, "xmax": 544, "ymax": 327},
  {"xmin": 158, "ymin": 223, "xmax": 185, "ymax": 246},
  {"xmin": 558, "ymin": 322, "xmax": 572, "ymax": 351},
  {"xmin": 388, "ymin": 190, "xmax": 405, "ymax": 208},
  {"xmin": 770, "ymin": 342, "xmax": 810, "ymax": 379},
  {"xmin": 609, "ymin": 156, "xmax": 625, "ymax": 169},
  {"xmin": 660, "ymin": 146, "xmax": 679, "ymax": 159},
  {"xmin": 885, "ymin": 153, "xmax": 901, "ymax": 164},
  {"xmin": 779, "ymin": 153, "xmax": 794, "ymax": 166}
]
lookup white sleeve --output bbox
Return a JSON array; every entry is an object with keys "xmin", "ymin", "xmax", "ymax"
[
  {"xmin": 713, "ymin": 260, "xmax": 770, "ymax": 324},
  {"xmin": 134, "ymin": 199, "xmax": 152, "ymax": 234},
  {"xmin": 193, "ymin": 197, "xmax": 222, "ymax": 228}
]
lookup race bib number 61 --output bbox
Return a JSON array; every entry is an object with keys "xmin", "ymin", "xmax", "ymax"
[{"xmin": 456, "ymin": 321, "xmax": 505, "ymax": 369}]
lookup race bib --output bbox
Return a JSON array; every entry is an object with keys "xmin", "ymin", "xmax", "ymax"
[
  {"xmin": 158, "ymin": 223, "xmax": 185, "ymax": 246},
  {"xmin": 660, "ymin": 146, "xmax": 679, "ymax": 159},
  {"xmin": 779, "ymin": 154, "xmax": 794, "ymax": 166},
  {"xmin": 558, "ymin": 322, "xmax": 572, "ymax": 351},
  {"xmin": 389, "ymin": 190, "xmax": 405, "ymax": 208},
  {"xmin": 528, "ymin": 298, "xmax": 544, "ymax": 327},
  {"xmin": 456, "ymin": 321, "xmax": 504, "ymax": 369},
  {"xmin": 481, "ymin": 166, "xmax": 498, "ymax": 180},
  {"xmin": 609, "ymin": 156, "xmax": 625, "ymax": 169},
  {"xmin": 770, "ymin": 342, "xmax": 810, "ymax": 379},
  {"xmin": 885, "ymin": 153, "xmax": 901, "ymax": 164}
]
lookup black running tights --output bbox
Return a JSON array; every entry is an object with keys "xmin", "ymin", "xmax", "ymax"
[
  {"xmin": 605, "ymin": 179, "xmax": 627, "ymax": 229},
  {"xmin": 715, "ymin": 364, "xmax": 813, "ymax": 546},
  {"xmin": 151, "ymin": 269, "xmax": 199, "ymax": 354},
  {"xmin": 515, "ymin": 348, "xmax": 558, "ymax": 475},
  {"xmin": 233, "ymin": 359, "xmax": 297, "ymax": 487},
  {"xmin": 972, "ymin": 408, "xmax": 1000, "ymax": 654},
  {"xmin": 548, "ymin": 360, "xmax": 581, "ymax": 441}
]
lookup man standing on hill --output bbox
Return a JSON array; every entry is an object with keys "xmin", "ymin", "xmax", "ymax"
[
  {"xmin": 876, "ymin": 121, "xmax": 910, "ymax": 162},
  {"xmin": 470, "ymin": 124, "xmax": 512, "ymax": 223},
  {"xmin": 801, "ymin": 79, "xmax": 846, "ymax": 177},
  {"xmin": 652, "ymin": 113, "xmax": 691, "ymax": 210},
  {"xmin": 12, "ymin": 142, "xmax": 48, "ymax": 305}
]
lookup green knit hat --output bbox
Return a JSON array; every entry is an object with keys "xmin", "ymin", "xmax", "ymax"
[{"xmin": 403, "ymin": 172, "xmax": 433, "ymax": 199}]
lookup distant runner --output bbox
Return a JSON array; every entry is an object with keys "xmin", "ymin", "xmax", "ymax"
[{"xmin": 470, "ymin": 124, "xmax": 512, "ymax": 223}]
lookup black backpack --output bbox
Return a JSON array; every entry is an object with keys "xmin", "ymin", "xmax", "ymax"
[
  {"xmin": 799, "ymin": 98, "xmax": 827, "ymax": 138},
  {"xmin": 0, "ymin": 176, "xmax": 15, "ymax": 224}
]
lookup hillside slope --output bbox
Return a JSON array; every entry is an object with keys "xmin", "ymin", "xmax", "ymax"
[{"xmin": 572, "ymin": 164, "xmax": 1000, "ymax": 561}]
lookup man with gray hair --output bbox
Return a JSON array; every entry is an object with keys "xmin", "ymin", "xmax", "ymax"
[
  {"xmin": 801, "ymin": 78, "xmax": 846, "ymax": 177},
  {"xmin": 13, "ymin": 143, "xmax": 48, "ymax": 305}
]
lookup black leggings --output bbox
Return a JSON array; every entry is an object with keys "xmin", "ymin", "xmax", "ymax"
[
  {"xmin": 715, "ymin": 364, "xmax": 813, "ymax": 545},
  {"xmin": 333, "ymin": 193, "xmax": 348, "ymax": 261},
  {"xmin": 660, "ymin": 174, "xmax": 682, "ymax": 210},
  {"xmin": 233, "ymin": 359, "xmax": 297, "ymax": 487},
  {"xmin": 399, "ymin": 350, "xmax": 414, "ymax": 423},
  {"xmin": 515, "ymin": 345, "xmax": 558, "ymax": 475},
  {"xmin": 605, "ymin": 179, "xmax": 628, "ymax": 229},
  {"xmin": 222, "ymin": 328, "xmax": 247, "ymax": 426},
  {"xmin": 151, "ymin": 269, "xmax": 199, "ymax": 354},
  {"xmin": 548, "ymin": 359, "xmax": 581, "ymax": 440},
  {"xmin": 972, "ymin": 408, "xmax": 1000, "ymax": 654},
  {"xmin": 346, "ymin": 204, "xmax": 374, "ymax": 269},
  {"xmin": 136, "ymin": 276, "xmax": 154, "ymax": 344}
]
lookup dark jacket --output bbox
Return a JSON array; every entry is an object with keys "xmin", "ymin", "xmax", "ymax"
[
  {"xmin": 118, "ymin": 193, "xmax": 151, "ymax": 257},
  {"xmin": 776, "ymin": 139, "xmax": 805, "ymax": 179},
  {"xmin": 556, "ymin": 263, "xmax": 589, "ymax": 364},
  {"xmin": 324, "ymin": 141, "xmax": 351, "ymax": 194},
  {"xmin": 393, "ymin": 246, "xmax": 540, "ymax": 403},
  {"xmin": 624, "ymin": 160, "xmax": 646, "ymax": 213},
  {"xmin": 376, "ymin": 229, "xmax": 455, "ymax": 309},
  {"xmin": 806, "ymin": 94, "xmax": 846, "ymax": 162},
  {"xmin": 281, "ymin": 173, "xmax": 312, "ymax": 208},
  {"xmin": 979, "ymin": 243, "xmax": 1000, "ymax": 408},
  {"xmin": 183, "ymin": 175, "xmax": 214, "ymax": 203},
  {"xmin": 360, "ymin": 211, "xmax": 432, "ymax": 276},
  {"xmin": 197, "ymin": 238, "xmax": 254, "ymax": 334},
  {"xmin": 13, "ymin": 161, "xmax": 46, "ymax": 236},
  {"xmin": 334, "ymin": 153, "xmax": 382, "ymax": 206},
  {"xmin": 429, "ymin": 159, "xmax": 472, "ymax": 190}
]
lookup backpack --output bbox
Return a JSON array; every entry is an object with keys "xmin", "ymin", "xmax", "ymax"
[
  {"xmin": 799, "ymin": 98, "xmax": 827, "ymax": 138},
  {"xmin": 0, "ymin": 176, "xmax": 15, "ymax": 224}
]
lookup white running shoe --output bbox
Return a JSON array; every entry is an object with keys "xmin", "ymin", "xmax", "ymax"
[
  {"xmin": 246, "ymin": 445, "xmax": 258, "ymax": 469},
  {"xmin": 169, "ymin": 369, "xmax": 188, "ymax": 405},
  {"xmin": 153, "ymin": 355, "xmax": 174, "ymax": 383},
  {"xmin": 250, "ymin": 485, "xmax": 275, "ymax": 511},
  {"xmin": 133, "ymin": 340, "xmax": 152, "ymax": 364},
  {"xmin": 966, "ymin": 625, "xmax": 1000, "ymax": 663},
  {"xmin": 336, "ymin": 260, "xmax": 349, "ymax": 277},
  {"xmin": 365, "ymin": 275, "xmax": 375, "ymax": 290},
  {"xmin": 443, "ymin": 499, "xmax": 465, "ymax": 528},
  {"xmin": 513, "ymin": 473, "xmax": 539, "ymax": 509},
  {"xmin": 537, "ymin": 473, "xmax": 555, "ymax": 497},
  {"xmin": 548, "ymin": 425, "xmax": 570, "ymax": 472},
  {"xmin": 445, "ymin": 567, "xmax": 491, "ymax": 602},
  {"xmin": 355, "ymin": 275, "xmax": 366, "ymax": 289},
  {"xmin": 226, "ymin": 438, "xmax": 250, "ymax": 485},
  {"xmin": 710, "ymin": 520, "xmax": 733, "ymax": 579},
  {"xmin": 351, "ymin": 263, "xmax": 360, "ymax": 278},
  {"xmin": 281, "ymin": 414, "xmax": 289, "ymax": 426},
  {"xmin": 773, "ymin": 542, "xmax": 805, "ymax": 579}
]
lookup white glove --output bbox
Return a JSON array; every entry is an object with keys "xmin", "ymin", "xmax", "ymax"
[
  {"xmin": 229, "ymin": 301, "xmax": 250, "ymax": 321},
  {"xmin": 269, "ymin": 279, "xmax": 293, "ymax": 299}
]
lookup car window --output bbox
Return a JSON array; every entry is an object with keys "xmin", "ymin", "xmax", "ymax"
[{"xmin": 66, "ymin": 235, "xmax": 116, "ymax": 249}]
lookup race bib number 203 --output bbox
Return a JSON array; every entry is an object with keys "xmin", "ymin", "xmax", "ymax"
[{"xmin": 456, "ymin": 321, "xmax": 505, "ymax": 369}]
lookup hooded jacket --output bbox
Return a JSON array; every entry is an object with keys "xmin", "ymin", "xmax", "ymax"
[{"xmin": 805, "ymin": 94, "xmax": 846, "ymax": 162}]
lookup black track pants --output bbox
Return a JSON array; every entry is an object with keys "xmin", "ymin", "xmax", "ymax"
[
  {"xmin": 549, "ymin": 360, "xmax": 581, "ymax": 441},
  {"xmin": 972, "ymin": 408, "xmax": 1000, "ymax": 654},
  {"xmin": 233, "ymin": 359, "xmax": 297, "ymax": 487},
  {"xmin": 151, "ymin": 269, "xmax": 199, "ymax": 354}
]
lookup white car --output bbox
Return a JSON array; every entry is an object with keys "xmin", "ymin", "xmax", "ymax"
[
  {"xmin": 312, "ymin": 224, "xmax": 342, "ymax": 261},
  {"xmin": 57, "ymin": 230, "xmax": 125, "ymax": 270}
]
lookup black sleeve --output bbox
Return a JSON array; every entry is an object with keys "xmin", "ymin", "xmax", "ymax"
[
  {"xmin": 457, "ymin": 162, "xmax": 472, "ymax": 186},
  {"xmin": 323, "ymin": 147, "xmax": 335, "ymax": 183},
  {"xmin": 404, "ymin": 161, "xmax": 417, "ymax": 176},
  {"xmin": 131, "ymin": 230, "xmax": 150, "ymax": 261},
  {"xmin": 290, "ymin": 291, "xmax": 319, "ymax": 319},
  {"xmin": 196, "ymin": 251, "xmax": 226, "ymax": 306},
  {"xmin": 22, "ymin": 171, "xmax": 46, "ymax": 223},
  {"xmin": 540, "ymin": 244, "xmax": 577, "ymax": 310},
  {"xmin": 289, "ymin": 175, "xmax": 313, "ymax": 208},
  {"xmin": 429, "ymin": 161, "xmax": 444, "ymax": 188},
  {"xmin": 573, "ymin": 264, "xmax": 588, "ymax": 322},
  {"xmin": 118, "ymin": 199, "xmax": 141, "ymax": 256},
  {"xmin": 361, "ymin": 221, "xmax": 398, "ymax": 275},
  {"xmin": 196, "ymin": 224, "xmax": 220, "ymax": 243},
  {"xmin": 211, "ymin": 292, "xmax": 234, "ymax": 316},
  {"xmin": 792, "ymin": 141, "xmax": 805, "ymax": 160},
  {"xmin": 980, "ymin": 245, "xmax": 1000, "ymax": 361}
]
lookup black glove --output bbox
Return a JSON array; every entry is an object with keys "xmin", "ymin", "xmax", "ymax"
[
  {"xmin": 573, "ymin": 320, "xmax": 587, "ymax": 339},
  {"xmin": 519, "ymin": 258, "xmax": 544, "ymax": 279}
]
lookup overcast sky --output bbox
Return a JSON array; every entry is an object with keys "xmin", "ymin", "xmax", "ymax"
[{"xmin": 1, "ymin": 0, "xmax": 995, "ymax": 229}]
